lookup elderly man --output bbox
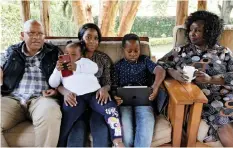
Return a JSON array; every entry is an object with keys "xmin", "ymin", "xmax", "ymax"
[{"xmin": 0, "ymin": 20, "xmax": 62, "ymax": 147}]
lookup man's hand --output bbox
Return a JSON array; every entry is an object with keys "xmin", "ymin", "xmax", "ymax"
[
  {"xmin": 149, "ymin": 86, "xmax": 159, "ymax": 101},
  {"xmin": 96, "ymin": 87, "xmax": 111, "ymax": 105},
  {"xmin": 42, "ymin": 89, "xmax": 57, "ymax": 97},
  {"xmin": 114, "ymin": 96, "xmax": 123, "ymax": 106},
  {"xmin": 64, "ymin": 91, "xmax": 77, "ymax": 107},
  {"xmin": 195, "ymin": 71, "xmax": 212, "ymax": 84}
]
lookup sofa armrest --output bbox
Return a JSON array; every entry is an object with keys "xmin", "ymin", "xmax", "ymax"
[
  {"xmin": 163, "ymin": 78, "xmax": 208, "ymax": 147},
  {"xmin": 164, "ymin": 78, "xmax": 208, "ymax": 104},
  {"xmin": 181, "ymin": 82, "xmax": 208, "ymax": 103},
  {"xmin": 181, "ymin": 83, "xmax": 207, "ymax": 147},
  {"xmin": 164, "ymin": 78, "xmax": 208, "ymax": 147},
  {"xmin": 164, "ymin": 78, "xmax": 193, "ymax": 105},
  {"xmin": 162, "ymin": 78, "xmax": 192, "ymax": 146}
]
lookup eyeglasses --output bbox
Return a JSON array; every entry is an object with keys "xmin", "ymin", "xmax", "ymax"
[{"xmin": 24, "ymin": 32, "xmax": 44, "ymax": 38}]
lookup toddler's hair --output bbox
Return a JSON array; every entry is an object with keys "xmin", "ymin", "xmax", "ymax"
[{"xmin": 65, "ymin": 41, "xmax": 86, "ymax": 55}]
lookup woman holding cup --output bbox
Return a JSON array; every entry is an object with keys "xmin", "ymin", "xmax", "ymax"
[
  {"xmin": 182, "ymin": 66, "xmax": 198, "ymax": 82},
  {"xmin": 159, "ymin": 11, "xmax": 233, "ymax": 146}
]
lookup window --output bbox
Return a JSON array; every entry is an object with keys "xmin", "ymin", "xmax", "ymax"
[
  {"xmin": 131, "ymin": 0, "xmax": 176, "ymax": 59},
  {"xmin": 207, "ymin": 0, "xmax": 233, "ymax": 25},
  {"xmin": 1, "ymin": 1, "xmax": 21, "ymax": 51}
]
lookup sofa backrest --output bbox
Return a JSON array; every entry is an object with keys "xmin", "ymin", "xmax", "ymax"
[
  {"xmin": 173, "ymin": 25, "xmax": 233, "ymax": 51},
  {"xmin": 45, "ymin": 37, "xmax": 151, "ymax": 63},
  {"xmin": 172, "ymin": 25, "xmax": 188, "ymax": 47}
]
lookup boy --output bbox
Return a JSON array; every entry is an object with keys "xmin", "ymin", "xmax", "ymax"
[
  {"xmin": 49, "ymin": 42, "xmax": 124, "ymax": 147},
  {"xmin": 112, "ymin": 34, "xmax": 166, "ymax": 147}
]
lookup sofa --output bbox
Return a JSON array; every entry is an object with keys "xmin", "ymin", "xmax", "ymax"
[
  {"xmin": 3, "ymin": 37, "xmax": 172, "ymax": 147},
  {"xmin": 6, "ymin": 24, "xmax": 231, "ymax": 146}
]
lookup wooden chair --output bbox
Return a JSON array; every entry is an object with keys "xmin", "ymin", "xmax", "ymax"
[{"xmin": 170, "ymin": 25, "xmax": 233, "ymax": 147}]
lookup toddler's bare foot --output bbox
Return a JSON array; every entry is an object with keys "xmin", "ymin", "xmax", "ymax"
[{"xmin": 113, "ymin": 138, "xmax": 125, "ymax": 147}]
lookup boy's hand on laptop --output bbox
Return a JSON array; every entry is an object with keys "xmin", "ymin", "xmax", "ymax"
[
  {"xmin": 96, "ymin": 87, "xmax": 111, "ymax": 105},
  {"xmin": 149, "ymin": 87, "xmax": 159, "ymax": 101},
  {"xmin": 67, "ymin": 62, "xmax": 77, "ymax": 71},
  {"xmin": 64, "ymin": 91, "xmax": 77, "ymax": 107},
  {"xmin": 114, "ymin": 96, "xmax": 123, "ymax": 106}
]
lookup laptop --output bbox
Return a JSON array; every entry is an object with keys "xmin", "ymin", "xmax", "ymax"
[{"xmin": 117, "ymin": 86, "xmax": 152, "ymax": 106}]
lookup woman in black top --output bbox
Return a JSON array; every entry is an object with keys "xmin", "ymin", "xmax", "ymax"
[{"xmin": 58, "ymin": 23, "xmax": 114, "ymax": 147}]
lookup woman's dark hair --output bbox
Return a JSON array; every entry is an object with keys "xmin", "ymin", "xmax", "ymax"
[
  {"xmin": 78, "ymin": 23, "xmax": 102, "ymax": 43},
  {"xmin": 122, "ymin": 33, "xmax": 140, "ymax": 48},
  {"xmin": 185, "ymin": 10, "xmax": 224, "ymax": 48},
  {"xmin": 66, "ymin": 41, "xmax": 86, "ymax": 55}
]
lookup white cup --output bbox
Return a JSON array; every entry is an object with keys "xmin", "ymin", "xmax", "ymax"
[{"xmin": 183, "ymin": 66, "xmax": 198, "ymax": 82}]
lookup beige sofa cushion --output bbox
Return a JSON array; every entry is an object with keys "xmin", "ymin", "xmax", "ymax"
[
  {"xmin": 3, "ymin": 121, "xmax": 35, "ymax": 147},
  {"xmin": 4, "ymin": 115, "xmax": 171, "ymax": 147},
  {"xmin": 205, "ymin": 141, "xmax": 223, "ymax": 147},
  {"xmin": 197, "ymin": 119, "xmax": 209, "ymax": 142},
  {"xmin": 197, "ymin": 119, "xmax": 223, "ymax": 147},
  {"xmin": 151, "ymin": 115, "xmax": 172, "ymax": 147},
  {"xmin": 46, "ymin": 39, "xmax": 151, "ymax": 63},
  {"xmin": 173, "ymin": 25, "xmax": 188, "ymax": 47},
  {"xmin": 3, "ymin": 39, "xmax": 170, "ymax": 147}
]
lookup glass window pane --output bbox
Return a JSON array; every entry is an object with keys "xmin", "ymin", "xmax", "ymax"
[
  {"xmin": 1, "ymin": 1, "xmax": 21, "ymax": 51},
  {"xmin": 188, "ymin": 0, "xmax": 198, "ymax": 14},
  {"xmin": 131, "ymin": 0, "xmax": 176, "ymax": 60},
  {"xmin": 50, "ymin": 1, "xmax": 76, "ymax": 36},
  {"xmin": 207, "ymin": 0, "xmax": 233, "ymax": 25},
  {"xmin": 30, "ymin": 0, "xmax": 40, "ymax": 20}
]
